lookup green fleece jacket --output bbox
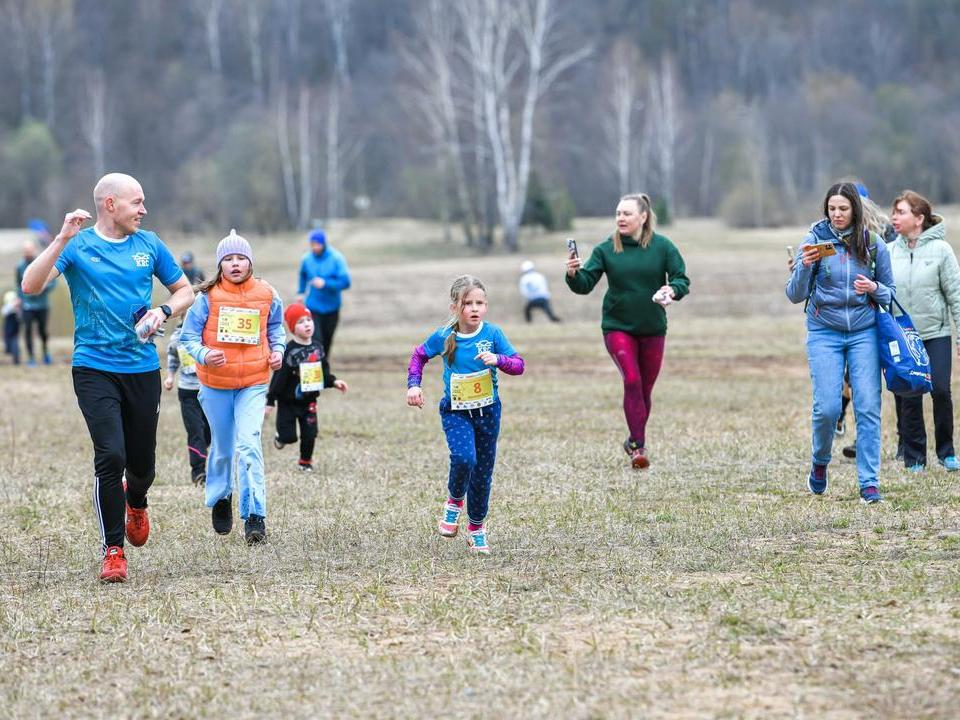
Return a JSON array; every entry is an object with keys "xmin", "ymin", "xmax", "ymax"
[
  {"xmin": 889, "ymin": 220, "xmax": 960, "ymax": 341},
  {"xmin": 565, "ymin": 232, "xmax": 690, "ymax": 336}
]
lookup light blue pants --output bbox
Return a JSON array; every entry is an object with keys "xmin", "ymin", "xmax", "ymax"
[
  {"xmin": 198, "ymin": 383, "xmax": 268, "ymax": 519},
  {"xmin": 807, "ymin": 325, "xmax": 881, "ymax": 489}
]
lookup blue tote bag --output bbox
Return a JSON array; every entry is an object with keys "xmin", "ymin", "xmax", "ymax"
[{"xmin": 876, "ymin": 297, "xmax": 932, "ymax": 396}]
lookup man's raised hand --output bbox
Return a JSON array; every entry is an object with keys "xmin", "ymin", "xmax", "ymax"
[{"xmin": 58, "ymin": 209, "xmax": 92, "ymax": 242}]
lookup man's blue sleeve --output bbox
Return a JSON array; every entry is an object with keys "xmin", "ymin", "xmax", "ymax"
[{"xmin": 154, "ymin": 236, "xmax": 185, "ymax": 286}]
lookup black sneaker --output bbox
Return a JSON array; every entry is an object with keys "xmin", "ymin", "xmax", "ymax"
[
  {"xmin": 244, "ymin": 514, "xmax": 266, "ymax": 544},
  {"xmin": 192, "ymin": 471, "xmax": 206, "ymax": 486},
  {"xmin": 841, "ymin": 444, "xmax": 856, "ymax": 459},
  {"xmin": 212, "ymin": 496, "xmax": 233, "ymax": 535},
  {"xmin": 273, "ymin": 435, "xmax": 285, "ymax": 450}
]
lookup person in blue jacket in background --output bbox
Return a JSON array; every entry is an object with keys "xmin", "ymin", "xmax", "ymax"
[{"xmin": 297, "ymin": 229, "xmax": 351, "ymax": 359}]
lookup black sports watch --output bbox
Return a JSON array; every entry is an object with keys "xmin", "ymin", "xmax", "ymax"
[{"xmin": 159, "ymin": 304, "xmax": 173, "ymax": 318}]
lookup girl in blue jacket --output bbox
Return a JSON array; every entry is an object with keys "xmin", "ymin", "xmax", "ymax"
[{"xmin": 786, "ymin": 182, "xmax": 895, "ymax": 504}]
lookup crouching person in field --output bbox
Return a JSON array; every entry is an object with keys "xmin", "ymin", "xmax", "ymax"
[{"xmin": 786, "ymin": 182, "xmax": 894, "ymax": 504}]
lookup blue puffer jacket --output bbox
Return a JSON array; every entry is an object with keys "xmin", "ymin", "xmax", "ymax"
[
  {"xmin": 785, "ymin": 219, "xmax": 895, "ymax": 332},
  {"xmin": 297, "ymin": 246, "xmax": 352, "ymax": 314}
]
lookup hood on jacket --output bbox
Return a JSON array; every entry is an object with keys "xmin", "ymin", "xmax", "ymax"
[{"xmin": 896, "ymin": 218, "xmax": 945, "ymax": 248}]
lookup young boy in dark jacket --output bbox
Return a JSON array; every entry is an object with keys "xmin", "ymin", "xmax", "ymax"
[{"xmin": 266, "ymin": 303, "xmax": 347, "ymax": 471}]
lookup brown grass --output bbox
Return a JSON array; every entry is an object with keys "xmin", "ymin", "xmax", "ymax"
[{"xmin": 1, "ymin": 216, "xmax": 959, "ymax": 718}]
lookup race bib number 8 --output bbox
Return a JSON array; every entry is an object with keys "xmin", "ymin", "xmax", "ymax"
[
  {"xmin": 217, "ymin": 306, "xmax": 261, "ymax": 345},
  {"xmin": 299, "ymin": 361, "xmax": 324, "ymax": 392},
  {"xmin": 450, "ymin": 369, "xmax": 494, "ymax": 410}
]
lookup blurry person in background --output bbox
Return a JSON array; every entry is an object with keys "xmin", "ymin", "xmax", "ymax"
[
  {"xmin": 888, "ymin": 190, "xmax": 960, "ymax": 472},
  {"xmin": 15, "ymin": 240, "xmax": 56, "ymax": 366},
  {"xmin": 2, "ymin": 290, "xmax": 20, "ymax": 365},
  {"xmin": 297, "ymin": 229, "xmax": 351, "ymax": 359},
  {"xmin": 180, "ymin": 251, "xmax": 205, "ymax": 286},
  {"xmin": 519, "ymin": 260, "xmax": 561, "ymax": 323}
]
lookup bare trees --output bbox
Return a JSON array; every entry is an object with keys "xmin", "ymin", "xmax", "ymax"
[{"xmin": 398, "ymin": 0, "xmax": 589, "ymax": 250}]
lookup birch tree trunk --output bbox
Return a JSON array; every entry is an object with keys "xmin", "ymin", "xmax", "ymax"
[
  {"xmin": 276, "ymin": 83, "xmax": 299, "ymax": 227},
  {"xmin": 323, "ymin": 0, "xmax": 352, "ymax": 220},
  {"xmin": 460, "ymin": 0, "xmax": 590, "ymax": 251},
  {"xmin": 80, "ymin": 69, "xmax": 107, "ymax": 179},
  {"xmin": 298, "ymin": 83, "xmax": 313, "ymax": 229}
]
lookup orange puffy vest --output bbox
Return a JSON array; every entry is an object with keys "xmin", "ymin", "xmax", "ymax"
[{"xmin": 196, "ymin": 277, "xmax": 276, "ymax": 389}]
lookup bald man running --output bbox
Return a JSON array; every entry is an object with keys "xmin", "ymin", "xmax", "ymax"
[{"xmin": 21, "ymin": 173, "xmax": 194, "ymax": 583}]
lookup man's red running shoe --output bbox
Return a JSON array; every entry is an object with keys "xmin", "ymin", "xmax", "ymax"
[
  {"xmin": 99, "ymin": 546, "xmax": 127, "ymax": 583},
  {"xmin": 125, "ymin": 502, "xmax": 150, "ymax": 547}
]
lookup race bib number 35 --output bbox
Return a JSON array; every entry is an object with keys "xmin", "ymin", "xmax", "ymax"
[
  {"xmin": 450, "ymin": 369, "xmax": 494, "ymax": 410},
  {"xmin": 217, "ymin": 306, "xmax": 261, "ymax": 345},
  {"xmin": 299, "ymin": 361, "xmax": 324, "ymax": 392}
]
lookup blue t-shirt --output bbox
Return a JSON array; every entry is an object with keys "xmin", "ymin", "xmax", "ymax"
[
  {"xmin": 55, "ymin": 228, "xmax": 184, "ymax": 373},
  {"xmin": 421, "ymin": 321, "xmax": 517, "ymax": 403}
]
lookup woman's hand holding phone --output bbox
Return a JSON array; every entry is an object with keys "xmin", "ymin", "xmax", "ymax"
[{"xmin": 800, "ymin": 244, "xmax": 821, "ymax": 267}]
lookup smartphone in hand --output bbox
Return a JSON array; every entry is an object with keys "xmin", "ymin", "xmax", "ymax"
[
  {"xmin": 566, "ymin": 237, "xmax": 579, "ymax": 258},
  {"xmin": 818, "ymin": 242, "xmax": 836, "ymax": 258}
]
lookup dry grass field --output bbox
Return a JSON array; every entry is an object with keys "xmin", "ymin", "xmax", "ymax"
[{"xmin": 1, "ymin": 216, "xmax": 959, "ymax": 718}]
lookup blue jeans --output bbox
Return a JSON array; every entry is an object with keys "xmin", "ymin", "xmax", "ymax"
[
  {"xmin": 439, "ymin": 397, "xmax": 501, "ymax": 525},
  {"xmin": 199, "ymin": 383, "xmax": 268, "ymax": 519},
  {"xmin": 807, "ymin": 325, "xmax": 881, "ymax": 489}
]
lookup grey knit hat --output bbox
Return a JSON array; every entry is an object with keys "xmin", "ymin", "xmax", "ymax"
[{"xmin": 216, "ymin": 229, "xmax": 253, "ymax": 266}]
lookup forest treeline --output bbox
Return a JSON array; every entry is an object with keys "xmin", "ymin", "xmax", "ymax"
[{"xmin": 1, "ymin": 0, "xmax": 958, "ymax": 246}]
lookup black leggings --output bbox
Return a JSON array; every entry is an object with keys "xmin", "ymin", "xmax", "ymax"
[
  {"xmin": 72, "ymin": 367, "xmax": 161, "ymax": 550},
  {"xmin": 22, "ymin": 308, "xmax": 49, "ymax": 359},
  {"xmin": 178, "ymin": 388, "xmax": 211, "ymax": 479},
  {"xmin": 276, "ymin": 401, "xmax": 318, "ymax": 463},
  {"xmin": 900, "ymin": 336, "xmax": 955, "ymax": 465},
  {"xmin": 310, "ymin": 309, "xmax": 339, "ymax": 359}
]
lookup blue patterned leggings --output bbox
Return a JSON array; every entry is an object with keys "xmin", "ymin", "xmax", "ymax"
[{"xmin": 439, "ymin": 397, "xmax": 502, "ymax": 525}]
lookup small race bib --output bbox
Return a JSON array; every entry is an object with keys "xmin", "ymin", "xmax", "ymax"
[
  {"xmin": 450, "ymin": 369, "xmax": 494, "ymax": 410},
  {"xmin": 299, "ymin": 361, "xmax": 324, "ymax": 392},
  {"xmin": 176, "ymin": 345, "xmax": 197, "ymax": 373},
  {"xmin": 217, "ymin": 306, "xmax": 260, "ymax": 345}
]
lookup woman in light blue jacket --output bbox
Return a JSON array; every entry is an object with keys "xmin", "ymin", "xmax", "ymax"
[
  {"xmin": 888, "ymin": 190, "xmax": 960, "ymax": 472},
  {"xmin": 786, "ymin": 182, "xmax": 895, "ymax": 504}
]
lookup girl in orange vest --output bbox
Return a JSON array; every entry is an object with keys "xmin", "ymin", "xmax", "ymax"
[{"xmin": 180, "ymin": 230, "xmax": 285, "ymax": 544}]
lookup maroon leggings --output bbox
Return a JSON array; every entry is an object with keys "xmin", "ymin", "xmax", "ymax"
[{"xmin": 603, "ymin": 332, "xmax": 666, "ymax": 447}]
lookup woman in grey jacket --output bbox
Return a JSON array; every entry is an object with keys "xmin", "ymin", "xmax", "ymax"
[
  {"xmin": 786, "ymin": 182, "xmax": 895, "ymax": 504},
  {"xmin": 889, "ymin": 190, "xmax": 960, "ymax": 472}
]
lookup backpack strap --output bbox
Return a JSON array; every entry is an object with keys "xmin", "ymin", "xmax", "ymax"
[{"xmin": 803, "ymin": 259, "xmax": 821, "ymax": 312}]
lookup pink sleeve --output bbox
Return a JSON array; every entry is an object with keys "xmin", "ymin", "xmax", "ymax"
[
  {"xmin": 496, "ymin": 353, "xmax": 525, "ymax": 375},
  {"xmin": 407, "ymin": 344, "xmax": 430, "ymax": 387}
]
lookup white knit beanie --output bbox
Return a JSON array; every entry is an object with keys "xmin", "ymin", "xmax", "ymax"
[{"xmin": 216, "ymin": 229, "xmax": 253, "ymax": 266}]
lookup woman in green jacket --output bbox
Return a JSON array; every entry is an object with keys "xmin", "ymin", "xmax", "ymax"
[
  {"xmin": 889, "ymin": 190, "xmax": 960, "ymax": 472},
  {"xmin": 565, "ymin": 193, "xmax": 690, "ymax": 469}
]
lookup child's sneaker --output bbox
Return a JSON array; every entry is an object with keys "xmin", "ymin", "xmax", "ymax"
[
  {"xmin": 99, "ymin": 546, "xmax": 127, "ymax": 583},
  {"xmin": 212, "ymin": 496, "xmax": 233, "ymax": 535},
  {"xmin": 939, "ymin": 455, "xmax": 960, "ymax": 471},
  {"xmin": 466, "ymin": 526, "xmax": 490, "ymax": 555},
  {"xmin": 244, "ymin": 514, "xmax": 266, "ymax": 544},
  {"xmin": 273, "ymin": 435, "xmax": 285, "ymax": 450},
  {"xmin": 860, "ymin": 486, "xmax": 882, "ymax": 504},
  {"xmin": 298, "ymin": 460, "xmax": 313, "ymax": 472},
  {"xmin": 192, "ymin": 471, "xmax": 206, "ymax": 486},
  {"xmin": 807, "ymin": 464, "xmax": 827, "ymax": 495},
  {"xmin": 438, "ymin": 500, "xmax": 462, "ymax": 537},
  {"xmin": 623, "ymin": 439, "xmax": 650, "ymax": 469}
]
